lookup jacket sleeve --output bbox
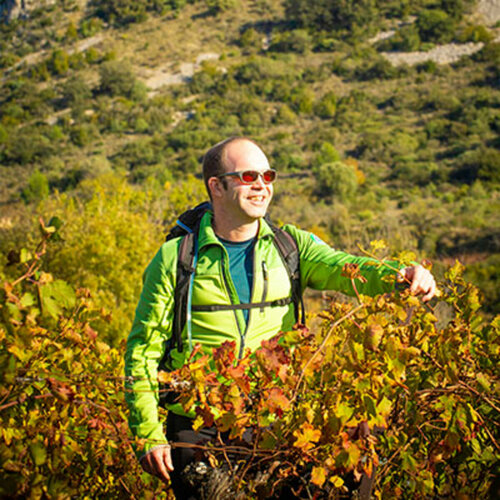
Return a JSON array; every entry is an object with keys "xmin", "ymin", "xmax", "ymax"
[
  {"xmin": 124, "ymin": 243, "xmax": 175, "ymax": 458},
  {"xmin": 283, "ymin": 225, "xmax": 399, "ymax": 297}
]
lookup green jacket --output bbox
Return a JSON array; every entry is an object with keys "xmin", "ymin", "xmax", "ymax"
[{"xmin": 125, "ymin": 212, "xmax": 396, "ymax": 456}]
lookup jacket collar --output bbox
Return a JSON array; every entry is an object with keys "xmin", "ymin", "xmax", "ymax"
[{"xmin": 198, "ymin": 211, "xmax": 274, "ymax": 249}]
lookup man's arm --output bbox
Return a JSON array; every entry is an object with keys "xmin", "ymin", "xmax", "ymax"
[
  {"xmin": 124, "ymin": 243, "xmax": 176, "ymax": 481},
  {"xmin": 284, "ymin": 225, "xmax": 436, "ymax": 299}
]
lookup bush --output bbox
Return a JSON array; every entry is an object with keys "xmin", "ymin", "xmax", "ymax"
[
  {"xmin": 99, "ymin": 60, "xmax": 138, "ymax": 98},
  {"xmin": 0, "ymin": 224, "xmax": 164, "ymax": 498},
  {"xmin": 314, "ymin": 142, "xmax": 341, "ymax": 166},
  {"xmin": 69, "ymin": 123, "xmax": 100, "ymax": 147},
  {"xmin": 284, "ymin": 0, "xmax": 381, "ymax": 38},
  {"xmin": 48, "ymin": 49, "xmax": 70, "ymax": 76},
  {"xmin": 159, "ymin": 260, "xmax": 499, "ymax": 498},
  {"xmin": 22, "ymin": 170, "xmax": 50, "ymax": 203},
  {"xmin": 289, "ymin": 85, "xmax": 315, "ymax": 114},
  {"xmin": 314, "ymin": 91, "xmax": 337, "ymax": 119},
  {"xmin": 274, "ymin": 104, "xmax": 297, "ymax": 125},
  {"xmin": 416, "ymin": 9, "xmax": 455, "ymax": 43},
  {"xmin": 239, "ymin": 28, "xmax": 262, "ymax": 54},
  {"xmin": 269, "ymin": 29, "xmax": 312, "ymax": 54},
  {"xmin": 314, "ymin": 161, "xmax": 358, "ymax": 200},
  {"xmin": 454, "ymin": 147, "xmax": 500, "ymax": 184},
  {"xmin": 60, "ymin": 76, "xmax": 92, "ymax": 109},
  {"xmin": 205, "ymin": 0, "xmax": 238, "ymax": 15}
]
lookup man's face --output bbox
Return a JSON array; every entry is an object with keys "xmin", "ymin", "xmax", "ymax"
[{"xmin": 217, "ymin": 140, "xmax": 274, "ymax": 223}]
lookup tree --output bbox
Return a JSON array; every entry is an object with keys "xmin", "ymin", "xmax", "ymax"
[
  {"xmin": 285, "ymin": 0, "xmax": 380, "ymax": 37},
  {"xmin": 314, "ymin": 161, "xmax": 358, "ymax": 200},
  {"xmin": 99, "ymin": 60, "xmax": 139, "ymax": 99},
  {"xmin": 22, "ymin": 170, "xmax": 49, "ymax": 203}
]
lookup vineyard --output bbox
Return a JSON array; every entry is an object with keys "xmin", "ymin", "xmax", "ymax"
[{"xmin": 0, "ymin": 221, "xmax": 498, "ymax": 498}]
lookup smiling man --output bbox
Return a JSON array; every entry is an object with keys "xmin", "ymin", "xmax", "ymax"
[{"xmin": 125, "ymin": 137, "xmax": 436, "ymax": 498}]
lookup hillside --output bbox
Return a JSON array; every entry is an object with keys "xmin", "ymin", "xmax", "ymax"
[{"xmin": 0, "ymin": 0, "xmax": 499, "ymax": 324}]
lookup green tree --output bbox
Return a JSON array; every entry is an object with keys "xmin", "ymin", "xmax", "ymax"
[
  {"xmin": 61, "ymin": 76, "xmax": 92, "ymax": 109},
  {"xmin": 314, "ymin": 91, "xmax": 337, "ymax": 119},
  {"xmin": 22, "ymin": 170, "xmax": 49, "ymax": 203},
  {"xmin": 99, "ymin": 60, "xmax": 139, "ymax": 99},
  {"xmin": 416, "ymin": 9, "xmax": 455, "ymax": 43},
  {"xmin": 314, "ymin": 161, "xmax": 358, "ymax": 200},
  {"xmin": 285, "ymin": 0, "xmax": 380, "ymax": 37},
  {"xmin": 38, "ymin": 175, "xmax": 162, "ymax": 343},
  {"xmin": 49, "ymin": 49, "xmax": 70, "ymax": 76}
]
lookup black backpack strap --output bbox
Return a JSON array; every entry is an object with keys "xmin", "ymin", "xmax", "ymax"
[
  {"xmin": 271, "ymin": 227, "xmax": 305, "ymax": 325},
  {"xmin": 172, "ymin": 231, "xmax": 197, "ymax": 353}
]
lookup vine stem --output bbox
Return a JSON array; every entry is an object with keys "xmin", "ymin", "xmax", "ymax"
[
  {"xmin": 458, "ymin": 380, "xmax": 500, "ymax": 415},
  {"xmin": 358, "ymin": 246, "xmax": 436, "ymax": 314},
  {"xmin": 291, "ymin": 302, "xmax": 366, "ymax": 403}
]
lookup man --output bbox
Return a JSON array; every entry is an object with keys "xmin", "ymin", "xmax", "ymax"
[{"xmin": 125, "ymin": 137, "xmax": 436, "ymax": 497}]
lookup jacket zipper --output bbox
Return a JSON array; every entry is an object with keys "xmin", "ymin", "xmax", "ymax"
[
  {"xmin": 260, "ymin": 261, "xmax": 268, "ymax": 314},
  {"xmin": 220, "ymin": 250, "xmax": 244, "ymax": 356},
  {"xmin": 240, "ymin": 245, "xmax": 258, "ymax": 358}
]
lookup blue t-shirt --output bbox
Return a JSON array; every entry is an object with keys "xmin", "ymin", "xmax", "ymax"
[{"xmin": 218, "ymin": 236, "xmax": 255, "ymax": 324}]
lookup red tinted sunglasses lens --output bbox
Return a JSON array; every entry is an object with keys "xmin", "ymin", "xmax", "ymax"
[
  {"xmin": 262, "ymin": 170, "xmax": 276, "ymax": 183},
  {"xmin": 241, "ymin": 171, "xmax": 259, "ymax": 183}
]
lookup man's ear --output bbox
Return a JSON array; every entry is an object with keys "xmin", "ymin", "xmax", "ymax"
[{"xmin": 208, "ymin": 177, "xmax": 224, "ymax": 199}]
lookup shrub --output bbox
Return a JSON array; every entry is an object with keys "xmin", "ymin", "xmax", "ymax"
[
  {"xmin": 454, "ymin": 147, "xmax": 500, "ymax": 183},
  {"xmin": 159, "ymin": 260, "xmax": 499, "ymax": 498},
  {"xmin": 314, "ymin": 161, "xmax": 358, "ymax": 200},
  {"xmin": 239, "ymin": 28, "xmax": 262, "ymax": 54},
  {"xmin": 69, "ymin": 123, "xmax": 100, "ymax": 147},
  {"xmin": 205, "ymin": 0, "xmax": 238, "ymax": 15},
  {"xmin": 0, "ymin": 224, "xmax": 165, "ymax": 498},
  {"xmin": 61, "ymin": 76, "xmax": 92, "ymax": 109},
  {"xmin": 416, "ymin": 9, "xmax": 455, "ymax": 43},
  {"xmin": 284, "ymin": 0, "xmax": 381, "ymax": 38},
  {"xmin": 459, "ymin": 24, "xmax": 493, "ymax": 43},
  {"xmin": 48, "ymin": 49, "xmax": 70, "ymax": 76},
  {"xmin": 274, "ymin": 104, "xmax": 297, "ymax": 125},
  {"xmin": 99, "ymin": 60, "xmax": 138, "ymax": 98},
  {"xmin": 269, "ymin": 29, "xmax": 312, "ymax": 54},
  {"xmin": 314, "ymin": 142, "xmax": 341, "ymax": 166},
  {"xmin": 80, "ymin": 17, "xmax": 103, "ymax": 38},
  {"xmin": 22, "ymin": 170, "xmax": 50, "ymax": 203},
  {"xmin": 290, "ymin": 85, "xmax": 315, "ymax": 114},
  {"xmin": 314, "ymin": 91, "xmax": 337, "ymax": 119}
]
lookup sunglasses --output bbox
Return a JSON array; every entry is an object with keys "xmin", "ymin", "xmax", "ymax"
[{"xmin": 217, "ymin": 169, "xmax": 277, "ymax": 185}]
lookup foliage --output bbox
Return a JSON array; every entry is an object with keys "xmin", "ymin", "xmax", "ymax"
[
  {"xmin": 31, "ymin": 175, "xmax": 163, "ymax": 343},
  {"xmin": 416, "ymin": 9, "xmax": 456, "ymax": 44},
  {"xmin": 284, "ymin": 0, "xmax": 381, "ymax": 38},
  {"xmin": 313, "ymin": 161, "xmax": 359, "ymax": 201},
  {"xmin": 92, "ymin": 0, "xmax": 191, "ymax": 25},
  {"xmin": 21, "ymin": 171, "xmax": 50, "ymax": 204},
  {"xmin": 160, "ymin": 258, "xmax": 500, "ymax": 498},
  {"xmin": 0, "ymin": 221, "xmax": 167, "ymax": 498},
  {"xmin": 99, "ymin": 60, "xmax": 145, "ymax": 100}
]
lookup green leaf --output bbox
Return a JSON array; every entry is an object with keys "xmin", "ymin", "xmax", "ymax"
[
  {"xmin": 40, "ymin": 279, "xmax": 76, "ymax": 318},
  {"xmin": 363, "ymin": 395, "xmax": 377, "ymax": 417},
  {"xmin": 48, "ymin": 216, "xmax": 63, "ymax": 230},
  {"xmin": 377, "ymin": 396, "xmax": 392, "ymax": 418},
  {"xmin": 20, "ymin": 292, "xmax": 35, "ymax": 308},
  {"xmin": 29, "ymin": 441, "xmax": 47, "ymax": 466},
  {"xmin": 20, "ymin": 248, "xmax": 33, "ymax": 263}
]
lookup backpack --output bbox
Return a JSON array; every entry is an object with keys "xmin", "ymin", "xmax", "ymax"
[{"xmin": 163, "ymin": 201, "xmax": 305, "ymax": 358}]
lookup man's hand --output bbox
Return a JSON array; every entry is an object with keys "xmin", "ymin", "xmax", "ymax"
[
  {"xmin": 140, "ymin": 444, "xmax": 174, "ymax": 484},
  {"xmin": 398, "ymin": 265, "xmax": 437, "ymax": 302}
]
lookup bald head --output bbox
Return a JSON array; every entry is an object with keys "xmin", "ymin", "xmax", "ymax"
[{"xmin": 202, "ymin": 137, "xmax": 265, "ymax": 198}]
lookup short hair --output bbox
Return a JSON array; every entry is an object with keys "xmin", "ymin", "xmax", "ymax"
[{"xmin": 202, "ymin": 136, "xmax": 259, "ymax": 198}]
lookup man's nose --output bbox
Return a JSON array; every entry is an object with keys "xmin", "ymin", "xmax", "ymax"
[{"xmin": 252, "ymin": 174, "xmax": 266, "ymax": 188}]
